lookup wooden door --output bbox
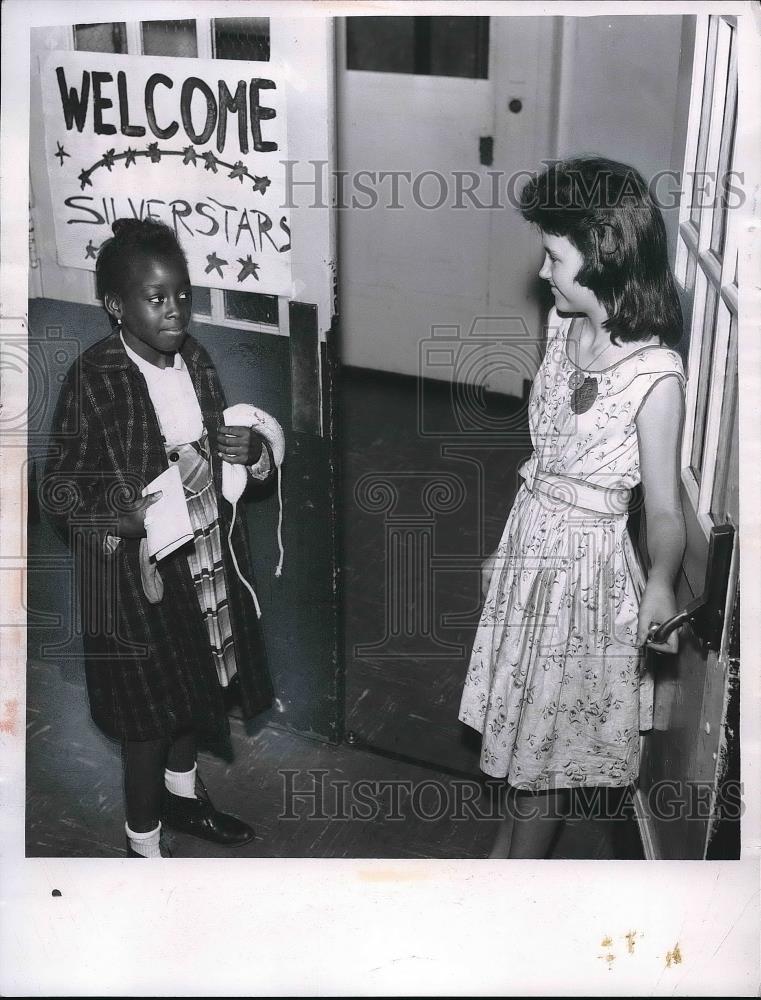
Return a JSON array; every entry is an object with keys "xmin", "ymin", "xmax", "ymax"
[{"xmin": 636, "ymin": 14, "xmax": 741, "ymax": 859}]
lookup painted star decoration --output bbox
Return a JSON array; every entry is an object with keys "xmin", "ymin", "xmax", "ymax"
[
  {"xmin": 73, "ymin": 145, "xmax": 276, "ymax": 198},
  {"xmin": 84, "ymin": 240, "xmax": 99, "ymax": 260},
  {"xmin": 204, "ymin": 252, "xmax": 228, "ymax": 278},
  {"xmin": 228, "ymin": 161, "xmax": 249, "ymax": 183},
  {"xmin": 236, "ymin": 256, "xmax": 260, "ymax": 282},
  {"xmin": 55, "ymin": 142, "xmax": 70, "ymax": 166}
]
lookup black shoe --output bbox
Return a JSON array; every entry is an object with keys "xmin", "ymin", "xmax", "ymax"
[{"xmin": 161, "ymin": 775, "xmax": 255, "ymax": 847}]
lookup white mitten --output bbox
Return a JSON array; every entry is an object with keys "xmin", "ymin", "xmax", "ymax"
[{"xmin": 221, "ymin": 404, "xmax": 286, "ymax": 618}]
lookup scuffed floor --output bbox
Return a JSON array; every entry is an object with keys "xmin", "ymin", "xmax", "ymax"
[
  {"xmin": 25, "ymin": 656, "xmax": 498, "ymax": 859},
  {"xmin": 26, "ymin": 657, "xmax": 640, "ymax": 860}
]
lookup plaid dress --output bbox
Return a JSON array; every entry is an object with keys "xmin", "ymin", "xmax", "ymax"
[{"xmin": 44, "ymin": 332, "xmax": 274, "ymax": 742}]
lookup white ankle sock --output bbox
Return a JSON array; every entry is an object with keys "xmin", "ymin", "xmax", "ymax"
[
  {"xmin": 165, "ymin": 762, "xmax": 197, "ymax": 799},
  {"xmin": 126, "ymin": 821, "xmax": 162, "ymax": 858}
]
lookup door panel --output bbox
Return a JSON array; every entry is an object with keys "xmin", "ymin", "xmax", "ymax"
[{"xmin": 637, "ymin": 14, "xmax": 740, "ymax": 859}]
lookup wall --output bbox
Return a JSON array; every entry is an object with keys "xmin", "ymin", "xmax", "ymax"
[
  {"xmin": 556, "ymin": 14, "xmax": 688, "ymax": 257},
  {"xmin": 27, "ymin": 298, "xmax": 340, "ymax": 744}
]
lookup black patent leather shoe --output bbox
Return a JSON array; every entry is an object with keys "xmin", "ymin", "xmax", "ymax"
[{"xmin": 161, "ymin": 776, "xmax": 255, "ymax": 847}]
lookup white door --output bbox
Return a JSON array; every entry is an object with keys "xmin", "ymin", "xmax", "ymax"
[
  {"xmin": 636, "ymin": 14, "xmax": 742, "ymax": 860},
  {"xmin": 337, "ymin": 15, "xmax": 555, "ymax": 397}
]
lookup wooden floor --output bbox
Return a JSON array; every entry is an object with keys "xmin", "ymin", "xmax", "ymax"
[
  {"xmin": 340, "ymin": 366, "xmax": 531, "ymax": 775},
  {"xmin": 25, "ymin": 366, "xmax": 643, "ymax": 860},
  {"xmin": 26, "ymin": 657, "xmax": 640, "ymax": 860}
]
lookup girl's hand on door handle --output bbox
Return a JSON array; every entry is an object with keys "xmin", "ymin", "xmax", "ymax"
[{"xmin": 639, "ymin": 579, "xmax": 680, "ymax": 654}]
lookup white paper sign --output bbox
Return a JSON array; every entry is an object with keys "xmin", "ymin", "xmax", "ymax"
[{"xmin": 40, "ymin": 50, "xmax": 292, "ymax": 295}]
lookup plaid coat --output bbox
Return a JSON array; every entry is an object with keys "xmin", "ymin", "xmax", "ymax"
[{"xmin": 44, "ymin": 331, "xmax": 274, "ymax": 742}]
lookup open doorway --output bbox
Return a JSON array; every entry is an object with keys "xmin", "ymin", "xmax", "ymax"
[{"xmin": 336, "ymin": 12, "xmax": 741, "ymax": 860}]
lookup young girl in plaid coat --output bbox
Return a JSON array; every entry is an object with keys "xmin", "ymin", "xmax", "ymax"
[{"xmin": 45, "ymin": 219, "xmax": 275, "ymax": 858}]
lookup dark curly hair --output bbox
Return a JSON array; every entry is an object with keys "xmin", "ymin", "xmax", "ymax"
[
  {"xmin": 519, "ymin": 157, "xmax": 683, "ymax": 346},
  {"xmin": 95, "ymin": 219, "xmax": 189, "ymax": 330}
]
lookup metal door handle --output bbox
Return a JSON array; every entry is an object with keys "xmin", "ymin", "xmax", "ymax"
[{"xmin": 648, "ymin": 523, "xmax": 735, "ymax": 650}]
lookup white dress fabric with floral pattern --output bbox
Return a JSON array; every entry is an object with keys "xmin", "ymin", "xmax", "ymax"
[{"xmin": 458, "ymin": 308, "xmax": 685, "ymax": 788}]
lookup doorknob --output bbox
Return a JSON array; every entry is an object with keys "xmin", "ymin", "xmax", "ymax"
[{"xmin": 647, "ymin": 523, "xmax": 735, "ymax": 650}]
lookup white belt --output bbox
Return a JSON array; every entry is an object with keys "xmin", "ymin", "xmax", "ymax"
[{"xmin": 520, "ymin": 465, "xmax": 631, "ymax": 516}]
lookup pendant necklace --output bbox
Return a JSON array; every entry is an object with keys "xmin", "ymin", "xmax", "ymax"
[{"xmin": 568, "ymin": 319, "xmax": 616, "ymax": 415}]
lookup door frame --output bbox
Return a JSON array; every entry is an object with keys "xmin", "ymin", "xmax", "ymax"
[{"xmin": 634, "ymin": 12, "xmax": 747, "ymax": 860}]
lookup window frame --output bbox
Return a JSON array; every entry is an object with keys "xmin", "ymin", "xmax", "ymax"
[{"xmin": 675, "ymin": 13, "xmax": 739, "ymax": 537}]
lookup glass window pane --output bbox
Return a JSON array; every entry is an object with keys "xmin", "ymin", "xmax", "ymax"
[
  {"xmin": 347, "ymin": 17, "xmax": 415, "ymax": 73},
  {"xmin": 213, "ymin": 17, "xmax": 270, "ymax": 61},
  {"xmin": 678, "ymin": 250, "xmax": 698, "ymax": 366},
  {"xmin": 346, "ymin": 16, "xmax": 489, "ymax": 79},
  {"xmin": 690, "ymin": 285, "xmax": 718, "ymax": 481},
  {"xmin": 74, "ymin": 22, "xmax": 127, "ymax": 53},
  {"xmin": 142, "ymin": 19, "xmax": 198, "ymax": 58},
  {"xmin": 690, "ymin": 17, "xmax": 719, "ymax": 226},
  {"xmin": 224, "ymin": 290, "xmax": 278, "ymax": 325},
  {"xmin": 191, "ymin": 286, "xmax": 211, "ymax": 317},
  {"xmin": 710, "ymin": 316, "xmax": 738, "ymax": 523},
  {"xmin": 682, "ymin": 250, "xmax": 698, "ymax": 318},
  {"xmin": 710, "ymin": 35, "xmax": 737, "ymax": 256},
  {"xmin": 429, "ymin": 17, "xmax": 489, "ymax": 79}
]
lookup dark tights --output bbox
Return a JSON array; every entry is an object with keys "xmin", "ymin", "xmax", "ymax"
[{"xmin": 123, "ymin": 729, "xmax": 196, "ymax": 833}]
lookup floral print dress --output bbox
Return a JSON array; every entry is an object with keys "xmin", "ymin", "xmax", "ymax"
[{"xmin": 458, "ymin": 308, "xmax": 685, "ymax": 789}]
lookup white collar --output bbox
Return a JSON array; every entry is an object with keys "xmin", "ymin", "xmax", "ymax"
[{"xmin": 120, "ymin": 332, "xmax": 185, "ymax": 376}]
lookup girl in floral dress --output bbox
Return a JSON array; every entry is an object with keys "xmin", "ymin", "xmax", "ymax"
[{"xmin": 459, "ymin": 157, "xmax": 686, "ymax": 858}]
